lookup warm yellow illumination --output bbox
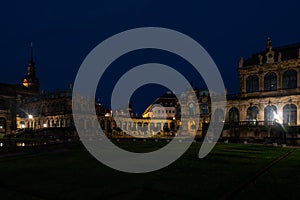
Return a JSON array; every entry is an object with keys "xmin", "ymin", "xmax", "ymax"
[
  {"xmin": 23, "ymin": 79, "xmax": 29, "ymax": 87},
  {"xmin": 28, "ymin": 114, "xmax": 33, "ymax": 119}
]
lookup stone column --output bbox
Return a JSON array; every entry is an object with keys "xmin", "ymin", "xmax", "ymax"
[{"xmin": 277, "ymin": 71, "xmax": 282, "ymax": 90}]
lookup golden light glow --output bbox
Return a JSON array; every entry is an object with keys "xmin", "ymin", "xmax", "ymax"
[{"xmin": 23, "ymin": 78, "xmax": 29, "ymax": 87}]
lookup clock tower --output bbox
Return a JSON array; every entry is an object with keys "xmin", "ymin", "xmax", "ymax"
[{"xmin": 23, "ymin": 42, "xmax": 40, "ymax": 92}]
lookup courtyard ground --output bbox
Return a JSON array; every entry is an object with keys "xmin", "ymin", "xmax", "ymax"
[{"xmin": 0, "ymin": 142, "xmax": 299, "ymax": 199}]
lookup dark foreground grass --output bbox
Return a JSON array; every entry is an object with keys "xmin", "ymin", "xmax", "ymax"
[
  {"xmin": 0, "ymin": 142, "xmax": 297, "ymax": 200},
  {"xmin": 237, "ymin": 149, "xmax": 300, "ymax": 200}
]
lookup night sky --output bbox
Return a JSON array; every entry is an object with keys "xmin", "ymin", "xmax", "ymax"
[{"xmin": 1, "ymin": 0, "xmax": 300, "ymax": 114}]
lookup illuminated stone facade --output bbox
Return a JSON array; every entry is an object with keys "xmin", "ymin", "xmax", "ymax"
[
  {"xmin": 17, "ymin": 89, "xmax": 74, "ymax": 130},
  {"xmin": 142, "ymin": 91, "xmax": 176, "ymax": 118},
  {"xmin": 3, "ymin": 39, "xmax": 300, "ymax": 139},
  {"xmin": 0, "ymin": 82, "xmax": 38, "ymax": 134},
  {"xmin": 226, "ymin": 39, "xmax": 300, "ymax": 126}
]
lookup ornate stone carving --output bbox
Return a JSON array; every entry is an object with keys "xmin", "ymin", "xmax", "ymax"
[
  {"xmin": 278, "ymin": 52, "xmax": 282, "ymax": 62},
  {"xmin": 239, "ymin": 57, "xmax": 243, "ymax": 68},
  {"xmin": 258, "ymin": 54, "xmax": 263, "ymax": 65}
]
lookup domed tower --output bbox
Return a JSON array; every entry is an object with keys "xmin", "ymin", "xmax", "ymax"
[{"xmin": 23, "ymin": 42, "xmax": 39, "ymax": 92}]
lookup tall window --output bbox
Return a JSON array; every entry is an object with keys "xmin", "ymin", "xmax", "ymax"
[
  {"xmin": 247, "ymin": 106, "xmax": 259, "ymax": 121},
  {"xmin": 188, "ymin": 103, "xmax": 196, "ymax": 116},
  {"xmin": 282, "ymin": 69, "xmax": 297, "ymax": 89},
  {"xmin": 229, "ymin": 107, "xmax": 239, "ymax": 122},
  {"xmin": 150, "ymin": 123, "xmax": 155, "ymax": 131},
  {"xmin": 201, "ymin": 103, "xmax": 209, "ymax": 114},
  {"xmin": 264, "ymin": 72, "xmax": 277, "ymax": 91},
  {"xmin": 20, "ymin": 121, "xmax": 25, "ymax": 129},
  {"xmin": 214, "ymin": 108, "xmax": 224, "ymax": 123},
  {"xmin": 283, "ymin": 104, "xmax": 297, "ymax": 125},
  {"xmin": 246, "ymin": 75, "xmax": 259, "ymax": 93},
  {"xmin": 264, "ymin": 105, "xmax": 277, "ymax": 123}
]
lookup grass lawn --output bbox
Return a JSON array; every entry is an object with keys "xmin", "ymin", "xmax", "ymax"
[{"xmin": 0, "ymin": 142, "xmax": 298, "ymax": 199}]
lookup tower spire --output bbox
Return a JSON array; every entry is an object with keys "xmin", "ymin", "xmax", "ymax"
[
  {"xmin": 22, "ymin": 42, "xmax": 39, "ymax": 92},
  {"xmin": 30, "ymin": 41, "xmax": 33, "ymax": 62}
]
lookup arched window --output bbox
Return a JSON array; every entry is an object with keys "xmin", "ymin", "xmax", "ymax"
[
  {"xmin": 137, "ymin": 122, "xmax": 142, "ymax": 131},
  {"xmin": 20, "ymin": 121, "xmax": 25, "ymax": 128},
  {"xmin": 247, "ymin": 106, "xmax": 259, "ymax": 121},
  {"xmin": 122, "ymin": 122, "xmax": 127, "ymax": 131},
  {"xmin": 264, "ymin": 72, "xmax": 277, "ymax": 91},
  {"xmin": 264, "ymin": 105, "xmax": 277, "ymax": 123},
  {"xmin": 150, "ymin": 123, "xmax": 155, "ymax": 131},
  {"xmin": 188, "ymin": 103, "xmax": 195, "ymax": 116},
  {"xmin": 214, "ymin": 108, "xmax": 224, "ymax": 123},
  {"xmin": 156, "ymin": 123, "xmax": 162, "ymax": 130},
  {"xmin": 229, "ymin": 107, "xmax": 239, "ymax": 122},
  {"xmin": 201, "ymin": 103, "xmax": 209, "ymax": 114},
  {"xmin": 283, "ymin": 104, "xmax": 297, "ymax": 125},
  {"xmin": 246, "ymin": 75, "xmax": 259, "ymax": 93},
  {"xmin": 282, "ymin": 69, "xmax": 297, "ymax": 89},
  {"xmin": 142, "ymin": 123, "xmax": 149, "ymax": 132},
  {"xmin": 0, "ymin": 117, "xmax": 6, "ymax": 133}
]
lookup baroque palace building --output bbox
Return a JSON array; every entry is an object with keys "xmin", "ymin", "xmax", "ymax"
[
  {"xmin": 1, "ymin": 39, "xmax": 300, "ymax": 139},
  {"xmin": 223, "ymin": 38, "xmax": 300, "ymax": 143},
  {"xmin": 225, "ymin": 38, "xmax": 300, "ymax": 125}
]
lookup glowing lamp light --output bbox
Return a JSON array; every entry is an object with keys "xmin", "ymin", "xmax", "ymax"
[
  {"xmin": 273, "ymin": 111, "xmax": 279, "ymax": 121},
  {"xmin": 20, "ymin": 124, "xmax": 25, "ymax": 128},
  {"xmin": 28, "ymin": 114, "xmax": 33, "ymax": 119},
  {"xmin": 43, "ymin": 123, "xmax": 47, "ymax": 128}
]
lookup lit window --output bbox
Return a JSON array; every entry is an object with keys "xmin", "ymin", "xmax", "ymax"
[
  {"xmin": 264, "ymin": 72, "xmax": 277, "ymax": 91},
  {"xmin": 283, "ymin": 104, "xmax": 297, "ymax": 125}
]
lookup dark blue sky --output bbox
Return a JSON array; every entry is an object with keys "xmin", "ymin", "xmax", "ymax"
[{"xmin": 1, "ymin": 0, "xmax": 300, "ymax": 114}]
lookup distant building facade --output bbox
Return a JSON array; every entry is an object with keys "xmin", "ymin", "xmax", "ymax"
[{"xmin": 142, "ymin": 91, "xmax": 177, "ymax": 118}]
